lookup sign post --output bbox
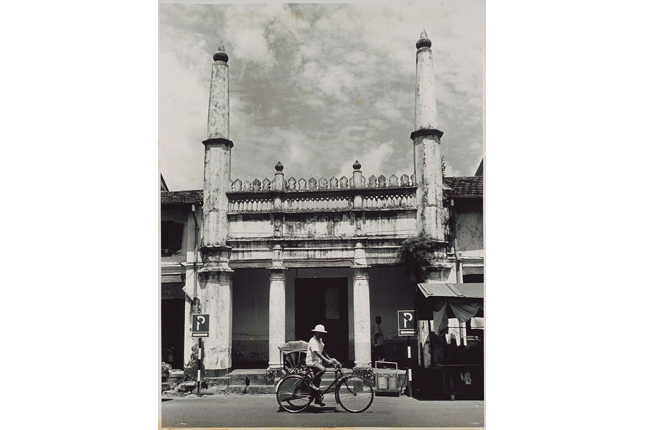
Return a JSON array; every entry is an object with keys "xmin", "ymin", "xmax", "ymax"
[
  {"xmin": 192, "ymin": 314, "xmax": 210, "ymax": 396},
  {"xmin": 397, "ymin": 310, "xmax": 417, "ymax": 396}
]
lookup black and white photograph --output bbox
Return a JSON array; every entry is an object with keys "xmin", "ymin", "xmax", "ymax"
[
  {"xmin": 159, "ymin": 1, "xmax": 484, "ymax": 428},
  {"xmin": 6, "ymin": 1, "xmax": 645, "ymax": 429}
]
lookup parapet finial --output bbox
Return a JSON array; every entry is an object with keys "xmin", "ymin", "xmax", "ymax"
[
  {"xmin": 213, "ymin": 41, "xmax": 229, "ymax": 63},
  {"xmin": 416, "ymin": 28, "xmax": 432, "ymax": 49},
  {"xmin": 353, "ymin": 160, "xmax": 362, "ymax": 170},
  {"xmin": 275, "ymin": 161, "xmax": 284, "ymax": 172}
]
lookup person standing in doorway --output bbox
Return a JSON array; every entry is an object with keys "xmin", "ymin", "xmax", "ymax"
[
  {"xmin": 373, "ymin": 316, "xmax": 384, "ymax": 362},
  {"xmin": 306, "ymin": 324, "xmax": 340, "ymax": 406}
]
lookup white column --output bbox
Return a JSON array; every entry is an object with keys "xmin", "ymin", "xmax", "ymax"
[
  {"xmin": 200, "ymin": 270, "xmax": 233, "ymax": 376},
  {"xmin": 202, "ymin": 44, "xmax": 233, "ymax": 249},
  {"xmin": 414, "ymin": 29, "xmax": 438, "ymax": 131},
  {"xmin": 352, "ymin": 266, "xmax": 371, "ymax": 368},
  {"xmin": 207, "ymin": 44, "xmax": 229, "ymax": 140},
  {"xmin": 268, "ymin": 268, "xmax": 287, "ymax": 368},
  {"xmin": 268, "ymin": 244, "xmax": 287, "ymax": 369},
  {"xmin": 199, "ymin": 44, "xmax": 234, "ymax": 377},
  {"xmin": 412, "ymin": 29, "xmax": 444, "ymax": 241},
  {"xmin": 183, "ymin": 269, "xmax": 196, "ymax": 368},
  {"xmin": 183, "ymin": 210, "xmax": 198, "ymax": 367}
]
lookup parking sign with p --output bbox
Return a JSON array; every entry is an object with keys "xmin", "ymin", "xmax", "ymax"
[
  {"xmin": 192, "ymin": 314, "xmax": 209, "ymax": 337},
  {"xmin": 397, "ymin": 310, "xmax": 417, "ymax": 336}
]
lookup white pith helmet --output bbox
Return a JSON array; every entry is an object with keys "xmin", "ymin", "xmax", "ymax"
[{"xmin": 312, "ymin": 324, "xmax": 327, "ymax": 333}]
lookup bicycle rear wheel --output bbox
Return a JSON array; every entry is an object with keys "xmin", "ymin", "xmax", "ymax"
[
  {"xmin": 336, "ymin": 376, "xmax": 374, "ymax": 413},
  {"xmin": 276, "ymin": 375, "xmax": 313, "ymax": 413}
]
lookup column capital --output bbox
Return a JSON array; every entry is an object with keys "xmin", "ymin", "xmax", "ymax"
[
  {"xmin": 410, "ymin": 128, "xmax": 443, "ymax": 140},
  {"xmin": 268, "ymin": 267, "xmax": 287, "ymax": 280},
  {"xmin": 202, "ymin": 137, "xmax": 234, "ymax": 148},
  {"xmin": 198, "ymin": 268, "xmax": 234, "ymax": 284},
  {"xmin": 351, "ymin": 265, "xmax": 370, "ymax": 280},
  {"xmin": 270, "ymin": 243, "xmax": 285, "ymax": 270},
  {"xmin": 353, "ymin": 241, "xmax": 368, "ymax": 266}
]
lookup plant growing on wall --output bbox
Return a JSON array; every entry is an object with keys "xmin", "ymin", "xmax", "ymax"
[
  {"xmin": 397, "ymin": 234, "xmax": 446, "ymax": 281},
  {"xmin": 441, "ymin": 155, "xmax": 446, "ymax": 179},
  {"xmin": 183, "ymin": 342, "xmax": 201, "ymax": 381}
]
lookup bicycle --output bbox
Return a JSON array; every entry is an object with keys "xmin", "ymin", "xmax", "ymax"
[{"xmin": 276, "ymin": 363, "xmax": 374, "ymax": 413}]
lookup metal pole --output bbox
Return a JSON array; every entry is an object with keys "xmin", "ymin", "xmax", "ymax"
[
  {"xmin": 197, "ymin": 338, "xmax": 202, "ymax": 396},
  {"xmin": 407, "ymin": 337, "xmax": 412, "ymax": 396}
]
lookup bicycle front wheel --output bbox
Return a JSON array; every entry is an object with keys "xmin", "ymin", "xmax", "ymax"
[
  {"xmin": 336, "ymin": 376, "xmax": 374, "ymax": 413},
  {"xmin": 276, "ymin": 375, "xmax": 313, "ymax": 413}
]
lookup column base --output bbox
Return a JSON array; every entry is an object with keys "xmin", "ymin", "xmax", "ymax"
[
  {"xmin": 204, "ymin": 368, "xmax": 230, "ymax": 377},
  {"xmin": 351, "ymin": 365, "xmax": 375, "ymax": 384},
  {"xmin": 266, "ymin": 367, "xmax": 285, "ymax": 384}
]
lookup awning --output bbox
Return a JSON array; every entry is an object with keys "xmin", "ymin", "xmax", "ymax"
[
  {"xmin": 415, "ymin": 283, "xmax": 484, "ymax": 334},
  {"xmin": 417, "ymin": 283, "xmax": 484, "ymax": 299}
]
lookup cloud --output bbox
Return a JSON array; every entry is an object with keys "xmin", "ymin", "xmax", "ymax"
[
  {"xmin": 234, "ymin": 27, "xmax": 271, "ymax": 64},
  {"xmin": 336, "ymin": 142, "xmax": 400, "ymax": 180},
  {"xmin": 158, "ymin": 49, "xmax": 209, "ymax": 190},
  {"xmin": 158, "ymin": 2, "xmax": 484, "ymax": 191},
  {"xmin": 443, "ymin": 161, "xmax": 463, "ymax": 177}
]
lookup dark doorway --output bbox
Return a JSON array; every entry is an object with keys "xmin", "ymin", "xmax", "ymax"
[
  {"xmin": 295, "ymin": 278, "xmax": 349, "ymax": 365},
  {"xmin": 161, "ymin": 298, "xmax": 185, "ymax": 369}
]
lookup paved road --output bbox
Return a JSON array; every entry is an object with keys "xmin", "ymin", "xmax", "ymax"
[{"xmin": 161, "ymin": 393, "xmax": 484, "ymax": 428}]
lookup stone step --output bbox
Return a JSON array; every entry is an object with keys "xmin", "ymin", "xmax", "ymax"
[
  {"xmin": 203, "ymin": 376, "xmax": 229, "ymax": 387},
  {"xmin": 227, "ymin": 385, "xmax": 275, "ymax": 395},
  {"xmin": 228, "ymin": 374, "xmax": 273, "ymax": 385},
  {"xmin": 199, "ymin": 384, "xmax": 229, "ymax": 395},
  {"xmin": 228, "ymin": 372, "xmax": 273, "ymax": 386}
]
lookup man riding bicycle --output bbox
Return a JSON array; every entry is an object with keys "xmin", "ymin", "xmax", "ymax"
[{"xmin": 306, "ymin": 324, "xmax": 340, "ymax": 406}]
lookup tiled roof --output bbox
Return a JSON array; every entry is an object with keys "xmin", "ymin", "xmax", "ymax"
[
  {"xmin": 161, "ymin": 190, "xmax": 203, "ymax": 205},
  {"xmin": 443, "ymin": 176, "xmax": 483, "ymax": 198},
  {"xmin": 475, "ymin": 160, "xmax": 483, "ymax": 177}
]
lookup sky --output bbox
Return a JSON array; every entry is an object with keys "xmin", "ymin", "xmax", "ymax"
[{"xmin": 159, "ymin": 1, "xmax": 485, "ymax": 191}]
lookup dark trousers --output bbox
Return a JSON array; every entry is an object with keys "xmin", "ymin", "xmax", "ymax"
[
  {"xmin": 373, "ymin": 345, "xmax": 384, "ymax": 361},
  {"xmin": 310, "ymin": 362, "xmax": 326, "ymax": 388}
]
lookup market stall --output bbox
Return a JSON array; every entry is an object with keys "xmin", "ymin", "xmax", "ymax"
[{"xmin": 414, "ymin": 282, "xmax": 484, "ymax": 399}]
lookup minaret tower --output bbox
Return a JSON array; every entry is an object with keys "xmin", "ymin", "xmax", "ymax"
[
  {"xmin": 411, "ymin": 29, "xmax": 445, "ymax": 242},
  {"xmin": 199, "ymin": 43, "xmax": 234, "ymax": 376}
]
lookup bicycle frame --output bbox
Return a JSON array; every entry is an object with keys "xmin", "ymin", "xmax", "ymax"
[{"xmin": 311, "ymin": 366, "xmax": 347, "ymax": 397}]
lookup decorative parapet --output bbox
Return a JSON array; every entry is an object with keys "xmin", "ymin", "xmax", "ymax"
[
  {"xmin": 364, "ymin": 193, "xmax": 416, "ymax": 209},
  {"xmin": 228, "ymin": 191, "xmax": 417, "ymax": 213},
  {"xmin": 227, "ymin": 161, "xmax": 417, "ymax": 214},
  {"xmin": 230, "ymin": 172, "xmax": 415, "ymax": 192}
]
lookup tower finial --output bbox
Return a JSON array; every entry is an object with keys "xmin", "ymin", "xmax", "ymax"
[
  {"xmin": 416, "ymin": 28, "xmax": 432, "ymax": 49},
  {"xmin": 213, "ymin": 42, "xmax": 229, "ymax": 63}
]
